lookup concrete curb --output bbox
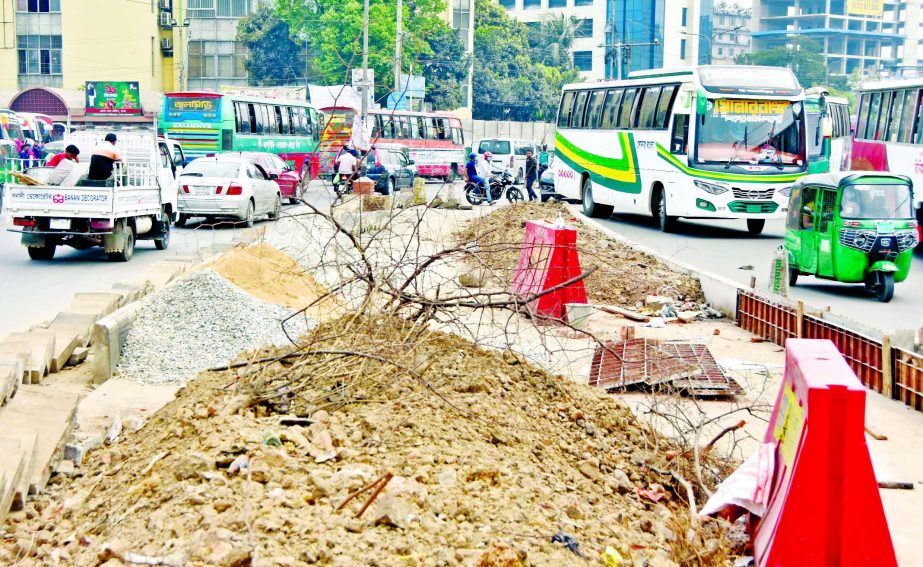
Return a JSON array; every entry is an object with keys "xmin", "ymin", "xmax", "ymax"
[{"xmin": 576, "ymin": 211, "xmax": 745, "ymax": 318}]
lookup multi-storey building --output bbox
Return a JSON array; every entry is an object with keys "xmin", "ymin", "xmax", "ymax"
[
  {"xmin": 711, "ymin": 3, "xmax": 752, "ymax": 65},
  {"xmin": 496, "ymin": 0, "xmax": 715, "ymax": 80},
  {"xmin": 752, "ymin": 0, "xmax": 922, "ymax": 77},
  {"xmin": 182, "ymin": 0, "xmax": 255, "ymax": 91},
  {"xmin": 446, "ymin": 0, "xmax": 475, "ymax": 115}
]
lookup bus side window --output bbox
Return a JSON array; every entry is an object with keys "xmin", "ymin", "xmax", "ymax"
[
  {"xmin": 558, "ymin": 91, "xmax": 575, "ymax": 127},
  {"xmin": 654, "ymin": 85, "xmax": 677, "ymax": 129},
  {"xmin": 234, "ymin": 103, "xmax": 246, "ymax": 133},
  {"xmin": 278, "ymin": 106, "xmax": 289, "ymax": 135},
  {"xmin": 600, "ymin": 89, "xmax": 622, "ymax": 129},
  {"xmin": 899, "ymin": 89, "xmax": 921, "ymax": 144},
  {"xmin": 670, "ymin": 114, "xmax": 688, "ymax": 154},
  {"xmin": 617, "ymin": 89, "xmax": 637, "ymax": 129},
  {"xmin": 416, "ymin": 117, "xmax": 428, "ymax": 139},
  {"xmin": 252, "ymin": 104, "xmax": 263, "ymax": 134},
  {"xmin": 434, "ymin": 118, "xmax": 447, "ymax": 140}
]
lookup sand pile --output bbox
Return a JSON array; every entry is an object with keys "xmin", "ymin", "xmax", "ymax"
[
  {"xmin": 205, "ymin": 242, "xmax": 341, "ymax": 320},
  {"xmin": 454, "ymin": 202, "xmax": 703, "ymax": 307},
  {"xmin": 3, "ymin": 315, "xmax": 738, "ymax": 566}
]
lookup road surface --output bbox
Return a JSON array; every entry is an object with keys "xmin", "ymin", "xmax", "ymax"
[
  {"xmin": 591, "ymin": 213, "xmax": 923, "ymax": 334},
  {"xmin": 0, "ymin": 182, "xmax": 337, "ymax": 336}
]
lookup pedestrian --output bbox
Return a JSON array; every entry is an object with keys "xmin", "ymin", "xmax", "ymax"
[
  {"xmin": 538, "ymin": 143, "xmax": 550, "ymax": 177},
  {"xmin": 524, "ymin": 149, "xmax": 538, "ymax": 201},
  {"xmin": 19, "ymin": 140, "xmax": 34, "ymax": 168},
  {"xmin": 88, "ymin": 133, "xmax": 122, "ymax": 181}
]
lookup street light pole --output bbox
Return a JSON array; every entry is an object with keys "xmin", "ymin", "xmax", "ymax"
[
  {"xmin": 598, "ymin": 39, "xmax": 660, "ymax": 80},
  {"xmin": 395, "ymin": 0, "xmax": 402, "ymax": 97},
  {"xmin": 172, "ymin": 18, "xmax": 191, "ymax": 91},
  {"xmin": 361, "ymin": 0, "xmax": 370, "ymax": 116}
]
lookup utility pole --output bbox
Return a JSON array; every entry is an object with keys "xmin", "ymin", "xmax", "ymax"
[
  {"xmin": 395, "ymin": 0, "xmax": 402, "ymax": 98},
  {"xmin": 598, "ymin": 39, "xmax": 658, "ymax": 80},
  {"xmin": 361, "ymin": 0, "xmax": 370, "ymax": 116}
]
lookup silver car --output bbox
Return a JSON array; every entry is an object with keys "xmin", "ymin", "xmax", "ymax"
[{"xmin": 175, "ymin": 157, "xmax": 282, "ymax": 227}]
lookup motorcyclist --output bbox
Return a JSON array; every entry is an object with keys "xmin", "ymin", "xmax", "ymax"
[{"xmin": 465, "ymin": 152, "xmax": 493, "ymax": 205}]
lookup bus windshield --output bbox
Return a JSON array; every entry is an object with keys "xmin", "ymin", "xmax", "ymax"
[
  {"xmin": 841, "ymin": 184, "xmax": 914, "ymax": 220},
  {"xmin": 165, "ymin": 96, "xmax": 221, "ymax": 122},
  {"xmin": 696, "ymin": 99, "xmax": 804, "ymax": 166}
]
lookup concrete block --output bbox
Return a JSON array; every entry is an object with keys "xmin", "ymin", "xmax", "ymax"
[
  {"xmin": 92, "ymin": 302, "xmax": 144, "ymax": 385},
  {"xmin": 111, "ymin": 282, "xmax": 149, "ymax": 303},
  {"xmin": 67, "ymin": 347, "xmax": 89, "ymax": 367},
  {"xmin": 0, "ymin": 385, "xmax": 78, "ymax": 498},
  {"xmin": 63, "ymin": 433, "xmax": 104, "ymax": 467},
  {"xmin": 6, "ymin": 330, "xmax": 76, "ymax": 374},
  {"xmin": 68, "ymin": 291, "xmax": 124, "ymax": 318},
  {"xmin": 0, "ymin": 359, "xmax": 22, "ymax": 403},
  {"xmin": 10, "ymin": 432, "xmax": 38, "ymax": 510},
  {"xmin": 45, "ymin": 312, "xmax": 99, "ymax": 347},
  {"xmin": 0, "ymin": 438, "xmax": 27, "ymax": 523},
  {"xmin": 0, "ymin": 338, "xmax": 48, "ymax": 384}
]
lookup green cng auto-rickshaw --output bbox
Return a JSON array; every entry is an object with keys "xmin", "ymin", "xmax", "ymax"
[{"xmin": 785, "ymin": 173, "xmax": 918, "ymax": 302}]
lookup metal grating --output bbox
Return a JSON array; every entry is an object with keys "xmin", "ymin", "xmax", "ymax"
[
  {"xmin": 802, "ymin": 315, "xmax": 884, "ymax": 393},
  {"xmin": 588, "ymin": 339, "xmax": 741, "ymax": 397},
  {"xmin": 893, "ymin": 348, "xmax": 923, "ymax": 411},
  {"xmin": 737, "ymin": 291, "xmax": 798, "ymax": 345}
]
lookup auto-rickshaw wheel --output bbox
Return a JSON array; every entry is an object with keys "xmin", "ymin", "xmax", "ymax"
[
  {"xmin": 747, "ymin": 219, "xmax": 765, "ymax": 235},
  {"xmin": 874, "ymin": 272, "xmax": 895, "ymax": 303}
]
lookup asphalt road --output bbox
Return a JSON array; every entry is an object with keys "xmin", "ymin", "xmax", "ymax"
[
  {"xmin": 591, "ymin": 212, "xmax": 923, "ymax": 334},
  {"xmin": 0, "ymin": 181, "xmax": 339, "ymax": 337}
]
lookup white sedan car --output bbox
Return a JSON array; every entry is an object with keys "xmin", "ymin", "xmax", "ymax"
[{"xmin": 175, "ymin": 156, "xmax": 282, "ymax": 227}]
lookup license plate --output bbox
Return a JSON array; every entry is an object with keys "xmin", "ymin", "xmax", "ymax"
[
  {"xmin": 880, "ymin": 238, "xmax": 891, "ymax": 247},
  {"xmin": 191, "ymin": 186, "xmax": 212, "ymax": 196},
  {"xmin": 49, "ymin": 218, "xmax": 70, "ymax": 230}
]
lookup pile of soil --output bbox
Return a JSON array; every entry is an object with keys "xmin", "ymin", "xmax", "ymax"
[
  {"xmin": 3, "ymin": 316, "xmax": 736, "ymax": 566},
  {"xmin": 454, "ymin": 202, "xmax": 703, "ymax": 307},
  {"xmin": 205, "ymin": 242, "xmax": 341, "ymax": 319}
]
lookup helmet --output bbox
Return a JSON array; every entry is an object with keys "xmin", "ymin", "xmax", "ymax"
[
  {"xmin": 483, "ymin": 151, "xmax": 493, "ymax": 159},
  {"xmin": 469, "ymin": 152, "xmax": 477, "ymax": 159}
]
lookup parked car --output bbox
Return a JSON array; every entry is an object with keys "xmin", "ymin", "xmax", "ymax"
[
  {"xmin": 176, "ymin": 156, "xmax": 282, "ymax": 228},
  {"xmin": 475, "ymin": 138, "xmax": 538, "ymax": 183},
  {"xmin": 218, "ymin": 151, "xmax": 303, "ymax": 204},
  {"xmin": 539, "ymin": 166, "xmax": 556, "ymax": 202},
  {"xmin": 365, "ymin": 144, "xmax": 416, "ymax": 195}
]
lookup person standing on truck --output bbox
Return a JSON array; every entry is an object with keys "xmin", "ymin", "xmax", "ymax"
[
  {"xmin": 47, "ymin": 145, "xmax": 80, "ymax": 186},
  {"xmin": 88, "ymin": 133, "xmax": 122, "ymax": 180}
]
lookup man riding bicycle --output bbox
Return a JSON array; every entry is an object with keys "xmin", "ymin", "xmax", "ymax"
[{"xmin": 465, "ymin": 152, "xmax": 493, "ymax": 205}]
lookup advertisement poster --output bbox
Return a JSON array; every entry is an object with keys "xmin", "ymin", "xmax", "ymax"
[
  {"xmin": 85, "ymin": 81, "xmax": 143, "ymax": 115},
  {"xmin": 846, "ymin": 0, "xmax": 884, "ymax": 16}
]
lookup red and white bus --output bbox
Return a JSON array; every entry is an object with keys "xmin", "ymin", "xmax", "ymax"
[
  {"xmin": 317, "ymin": 107, "xmax": 467, "ymax": 181},
  {"xmin": 851, "ymin": 78, "xmax": 923, "ymax": 239}
]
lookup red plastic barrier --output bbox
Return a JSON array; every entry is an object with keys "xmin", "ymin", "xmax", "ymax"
[
  {"xmin": 752, "ymin": 339, "xmax": 897, "ymax": 567},
  {"xmin": 510, "ymin": 220, "xmax": 587, "ymax": 320}
]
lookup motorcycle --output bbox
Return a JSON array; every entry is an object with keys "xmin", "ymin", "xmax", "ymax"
[{"xmin": 464, "ymin": 169, "xmax": 524, "ymax": 206}]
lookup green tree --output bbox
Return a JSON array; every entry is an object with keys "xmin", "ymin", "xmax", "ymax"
[
  {"xmin": 530, "ymin": 13, "xmax": 580, "ymax": 67},
  {"xmin": 238, "ymin": 2, "xmax": 307, "ymax": 86},
  {"xmin": 276, "ymin": 0, "xmax": 449, "ymax": 101},
  {"xmin": 736, "ymin": 37, "xmax": 828, "ymax": 88},
  {"xmin": 420, "ymin": 26, "xmax": 470, "ymax": 110}
]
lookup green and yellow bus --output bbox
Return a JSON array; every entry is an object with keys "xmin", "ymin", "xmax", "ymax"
[{"xmin": 158, "ymin": 92, "xmax": 321, "ymax": 178}]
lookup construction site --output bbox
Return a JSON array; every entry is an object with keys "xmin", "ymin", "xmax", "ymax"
[{"xmin": 0, "ymin": 190, "xmax": 920, "ymax": 566}]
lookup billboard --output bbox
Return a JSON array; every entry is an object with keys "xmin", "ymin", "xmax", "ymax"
[
  {"xmin": 397, "ymin": 74, "xmax": 425, "ymax": 99},
  {"xmin": 85, "ymin": 81, "xmax": 142, "ymax": 115},
  {"xmin": 846, "ymin": 0, "xmax": 884, "ymax": 17},
  {"xmin": 220, "ymin": 86, "xmax": 308, "ymax": 100}
]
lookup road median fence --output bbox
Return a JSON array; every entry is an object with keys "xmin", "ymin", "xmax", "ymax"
[{"xmin": 737, "ymin": 290, "xmax": 923, "ymax": 411}]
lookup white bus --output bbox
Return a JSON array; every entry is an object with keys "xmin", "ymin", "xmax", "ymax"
[
  {"xmin": 552, "ymin": 65, "xmax": 808, "ymax": 235},
  {"xmin": 805, "ymin": 88, "xmax": 851, "ymax": 175}
]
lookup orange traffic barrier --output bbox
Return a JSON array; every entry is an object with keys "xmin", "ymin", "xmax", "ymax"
[
  {"xmin": 752, "ymin": 339, "xmax": 897, "ymax": 566},
  {"xmin": 510, "ymin": 220, "xmax": 587, "ymax": 320}
]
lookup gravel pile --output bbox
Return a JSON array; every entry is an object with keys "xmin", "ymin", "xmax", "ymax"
[{"xmin": 117, "ymin": 270, "xmax": 315, "ymax": 384}]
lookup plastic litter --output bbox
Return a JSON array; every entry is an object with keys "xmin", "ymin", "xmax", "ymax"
[{"xmin": 551, "ymin": 531, "xmax": 583, "ymax": 557}]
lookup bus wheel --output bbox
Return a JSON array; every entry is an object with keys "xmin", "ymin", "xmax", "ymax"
[
  {"xmin": 655, "ymin": 188, "xmax": 677, "ymax": 233},
  {"xmin": 747, "ymin": 219, "xmax": 766, "ymax": 235},
  {"xmin": 581, "ymin": 178, "xmax": 612, "ymax": 219}
]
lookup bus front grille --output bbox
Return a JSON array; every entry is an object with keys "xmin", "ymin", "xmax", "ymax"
[
  {"xmin": 731, "ymin": 187, "xmax": 774, "ymax": 199},
  {"xmin": 165, "ymin": 128, "xmax": 220, "ymax": 157},
  {"xmin": 727, "ymin": 201, "xmax": 779, "ymax": 214}
]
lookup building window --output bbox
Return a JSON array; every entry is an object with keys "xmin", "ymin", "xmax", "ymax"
[
  {"xmin": 217, "ymin": 0, "xmax": 250, "ymax": 17},
  {"xmin": 523, "ymin": 0, "xmax": 540, "ymax": 8},
  {"xmin": 680, "ymin": 38, "xmax": 686, "ymax": 59},
  {"xmin": 574, "ymin": 0, "xmax": 592, "ymax": 6},
  {"xmin": 573, "ymin": 50, "xmax": 592, "ymax": 71},
  {"xmin": 17, "ymin": 35, "xmax": 62, "ymax": 76},
  {"xmin": 681, "ymin": 7, "xmax": 687, "ymax": 27},
  {"xmin": 575, "ymin": 18, "xmax": 593, "ymax": 38},
  {"xmin": 549, "ymin": 0, "xmax": 566, "ymax": 6},
  {"xmin": 16, "ymin": 0, "xmax": 60, "ymax": 12},
  {"xmin": 498, "ymin": 0, "xmax": 514, "ymax": 8},
  {"xmin": 188, "ymin": 40, "xmax": 247, "ymax": 79}
]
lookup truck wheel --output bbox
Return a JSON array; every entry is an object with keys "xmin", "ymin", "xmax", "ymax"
[
  {"xmin": 27, "ymin": 244, "xmax": 56, "ymax": 261},
  {"xmin": 108, "ymin": 226, "xmax": 135, "ymax": 262},
  {"xmin": 175, "ymin": 214, "xmax": 187, "ymax": 227},
  {"xmin": 155, "ymin": 219, "xmax": 170, "ymax": 250}
]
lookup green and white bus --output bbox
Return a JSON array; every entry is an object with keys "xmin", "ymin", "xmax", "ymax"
[
  {"xmin": 158, "ymin": 92, "xmax": 321, "ymax": 178},
  {"xmin": 804, "ymin": 88, "xmax": 852, "ymax": 175},
  {"xmin": 553, "ymin": 65, "xmax": 808, "ymax": 235}
]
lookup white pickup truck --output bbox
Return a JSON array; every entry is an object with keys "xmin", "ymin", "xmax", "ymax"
[{"xmin": 2, "ymin": 132, "xmax": 180, "ymax": 262}]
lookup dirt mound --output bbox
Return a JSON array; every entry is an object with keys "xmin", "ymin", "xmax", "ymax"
[
  {"xmin": 205, "ymin": 242, "xmax": 340, "ymax": 319},
  {"xmin": 2, "ymin": 316, "xmax": 737, "ymax": 566},
  {"xmin": 454, "ymin": 202, "xmax": 703, "ymax": 307}
]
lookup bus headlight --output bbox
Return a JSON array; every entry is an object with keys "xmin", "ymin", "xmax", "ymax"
[
  {"xmin": 778, "ymin": 186, "xmax": 793, "ymax": 197},
  {"xmin": 694, "ymin": 180, "xmax": 728, "ymax": 195}
]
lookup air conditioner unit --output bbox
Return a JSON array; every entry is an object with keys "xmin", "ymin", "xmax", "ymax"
[
  {"xmin": 159, "ymin": 12, "xmax": 172, "ymax": 28},
  {"xmin": 161, "ymin": 37, "xmax": 174, "ymax": 53},
  {"xmin": 159, "ymin": 0, "xmax": 172, "ymax": 10}
]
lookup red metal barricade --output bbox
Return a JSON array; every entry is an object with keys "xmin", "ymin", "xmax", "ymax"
[
  {"xmin": 752, "ymin": 339, "xmax": 897, "ymax": 567},
  {"xmin": 510, "ymin": 220, "xmax": 587, "ymax": 320}
]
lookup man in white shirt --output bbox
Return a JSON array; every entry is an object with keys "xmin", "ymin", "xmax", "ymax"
[{"xmin": 334, "ymin": 146, "xmax": 359, "ymax": 194}]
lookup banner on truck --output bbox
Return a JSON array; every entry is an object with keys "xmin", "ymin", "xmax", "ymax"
[{"xmin": 85, "ymin": 81, "xmax": 143, "ymax": 116}]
